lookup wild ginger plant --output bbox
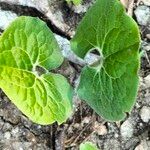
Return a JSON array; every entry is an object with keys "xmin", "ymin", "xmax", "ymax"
[
  {"xmin": 80, "ymin": 142, "xmax": 99, "ymax": 150},
  {"xmin": 71, "ymin": 0, "xmax": 140, "ymax": 121},
  {"xmin": 0, "ymin": 0, "xmax": 140, "ymax": 125},
  {"xmin": 66, "ymin": 0, "xmax": 82, "ymax": 5},
  {"xmin": 0, "ymin": 16, "xmax": 73, "ymax": 125}
]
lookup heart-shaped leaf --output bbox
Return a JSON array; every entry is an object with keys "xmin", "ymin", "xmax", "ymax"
[
  {"xmin": 0, "ymin": 16, "xmax": 73, "ymax": 125},
  {"xmin": 80, "ymin": 142, "xmax": 99, "ymax": 150},
  {"xmin": 66, "ymin": 0, "xmax": 82, "ymax": 5},
  {"xmin": 71, "ymin": 0, "xmax": 140, "ymax": 121}
]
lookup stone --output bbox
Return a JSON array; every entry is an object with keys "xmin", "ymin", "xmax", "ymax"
[
  {"xmin": 72, "ymin": 1, "xmax": 93, "ymax": 14},
  {"xmin": 0, "ymin": 0, "xmax": 76, "ymax": 36},
  {"xmin": 121, "ymin": 120, "xmax": 133, "ymax": 139},
  {"xmin": 146, "ymin": 34, "xmax": 150, "ymax": 40},
  {"xmin": 141, "ymin": 41, "xmax": 150, "ymax": 52},
  {"xmin": 81, "ymin": 116, "xmax": 91, "ymax": 125},
  {"xmin": 144, "ymin": 75, "xmax": 150, "ymax": 88},
  {"xmin": 135, "ymin": 143, "xmax": 145, "ymax": 150},
  {"xmin": 135, "ymin": 5, "xmax": 150, "ymax": 26},
  {"xmin": 0, "ymin": 9, "xmax": 18, "ymax": 30},
  {"xmin": 94, "ymin": 122, "xmax": 107, "ymax": 135},
  {"xmin": 2, "ymin": 122, "xmax": 13, "ymax": 131},
  {"xmin": 0, "ymin": 118, "xmax": 4, "ymax": 129},
  {"xmin": 139, "ymin": 77, "xmax": 146, "ymax": 90},
  {"xmin": 145, "ymin": 94, "xmax": 150, "ymax": 104},
  {"xmin": 104, "ymin": 139, "xmax": 121, "ymax": 150},
  {"xmin": 124, "ymin": 138, "xmax": 140, "ymax": 150},
  {"xmin": 11, "ymin": 127, "xmax": 19, "ymax": 136},
  {"xmin": 73, "ymin": 4, "xmax": 87, "ymax": 14},
  {"xmin": 135, "ymin": 140, "xmax": 150, "ymax": 150},
  {"xmin": 4, "ymin": 132, "xmax": 11, "ymax": 139},
  {"xmin": 141, "ymin": 0, "xmax": 150, "ymax": 6},
  {"xmin": 140, "ymin": 106, "xmax": 150, "ymax": 123}
]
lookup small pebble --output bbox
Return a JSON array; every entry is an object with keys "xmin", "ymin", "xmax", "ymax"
[
  {"xmin": 146, "ymin": 34, "xmax": 150, "ymax": 39},
  {"xmin": 94, "ymin": 122, "xmax": 107, "ymax": 135},
  {"xmin": 144, "ymin": 75, "xmax": 150, "ymax": 88},
  {"xmin": 82, "ymin": 117, "xmax": 91, "ymax": 125},
  {"xmin": 141, "ymin": 0, "xmax": 150, "ymax": 6},
  {"xmin": 4, "ymin": 132, "xmax": 11, "ymax": 139},
  {"xmin": 140, "ymin": 106, "xmax": 150, "ymax": 123},
  {"xmin": 0, "ymin": 10, "xmax": 18, "ymax": 30},
  {"xmin": 135, "ymin": 140, "xmax": 150, "ymax": 150},
  {"xmin": 121, "ymin": 120, "xmax": 133, "ymax": 139},
  {"xmin": 135, "ymin": 5, "xmax": 150, "ymax": 26},
  {"xmin": 73, "ymin": 4, "xmax": 87, "ymax": 14}
]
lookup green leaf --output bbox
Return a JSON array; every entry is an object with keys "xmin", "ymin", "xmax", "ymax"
[
  {"xmin": 66, "ymin": 0, "xmax": 82, "ymax": 5},
  {"xmin": 80, "ymin": 142, "xmax": 99, "ymax": 150},
  {"xmin": 71, "ymin": 0, "xmax": 140, "ymax": 121},
  {"xmin": 0, "ymin": 16, "xmax": 73, "ymax": 125},
  {"xmin": 0, "ymin": 16, "xmax": 63, "ymax": 70}
]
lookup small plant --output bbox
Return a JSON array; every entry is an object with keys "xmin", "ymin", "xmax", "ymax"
[
  {"xmin": 0, "ymin": 0, "xmax": 140, "ymax": 125},
  {"xmin": 80, "ymin": 142, "xmax": 99, "ymax": 150},
  {"xmin": 66, "ymin": 0, "xmax": 82, "ymax": 5},
  {"xmin": 0, "ymin": 16, "xmax": 73, "ymax": 125},
  {"xmin": 71, "ymin": 0, "xmax": 140, "ymax": 121}
]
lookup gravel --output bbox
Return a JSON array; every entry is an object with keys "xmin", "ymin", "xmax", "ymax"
[
  {"xmin": 0, "ymin": 0, "xmax": 82, "ymax": 37},
  {"xmin": 141, "ymin": 0, "xmax": 150, "ymax": 6},
  {"xmin": 135, "ymin": 5, "xmax": 150, "ymax": 26},
  {"xmin": 121, "ymin": 120, "xmax": 134, "ymax": 139},
  {"xmin": 0, "ymin": 9, "xmax": 17, "ymax": 30},
  {"xmin": 140, "ymin": 106, "xmax": 150, "ymax": 123},
  {"xmin": 144, "ymin": 75, "xmax": 150, "ymax": 88}
]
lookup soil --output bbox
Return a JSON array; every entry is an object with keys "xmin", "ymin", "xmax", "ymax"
[{"xmin": 0, "ymin": 0, "xmax": 150, "ymax": 150}]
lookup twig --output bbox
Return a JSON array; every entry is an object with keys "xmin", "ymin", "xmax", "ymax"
[
  {"xmin": 127, "ymin": 0, "xmax": 135, "ymax": 16},
  {"xmin": 71, "ymin": 113, "xmax": 96, "ymax": 145}
]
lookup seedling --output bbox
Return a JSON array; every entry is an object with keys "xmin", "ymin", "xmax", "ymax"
[
  {"xmin": 71, "ymin": 0, "xmax": 140, "ymax": 121},
  {"xmin": 66, "ymin": 0, "xmax": 82, "ymax": 5},
  {"xmin": 0, "ymin": 0, "xmax": 140, "ymax": 125},
  {"xmin": 80, "ymin": 142, "xmax": 99, "ymax": 150},
  {"xmin": 0, "ymin": 16, "xmax": 73, "ymax": 125}
]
